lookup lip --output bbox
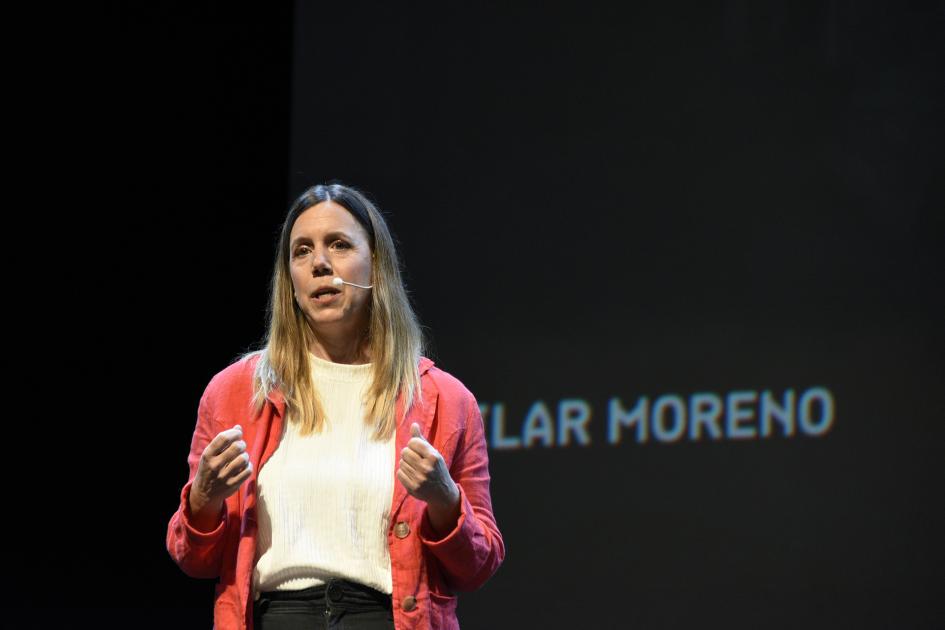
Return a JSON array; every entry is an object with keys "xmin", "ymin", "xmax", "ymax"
[
  {"xmin": 310, "ymin": 287, "xmax": 342, "ymax": 303},
  {"xmin": 311, "ymin": 292, "xmax": 340, "ymax": 304}
]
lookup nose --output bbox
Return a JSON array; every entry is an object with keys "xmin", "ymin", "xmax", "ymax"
[{"xmin": 310, "ymin": 247, "xmax": 333, "ymax": 277}]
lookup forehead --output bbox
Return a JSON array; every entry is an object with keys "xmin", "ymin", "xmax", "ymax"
[{"xmin": 290, "ymin": 200, "xmax": 368, "ymax": 239}]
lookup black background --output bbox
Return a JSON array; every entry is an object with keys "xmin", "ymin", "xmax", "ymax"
[{"xmin": 38, "ymin": 2, "xmax": 944, "ymax": 629}]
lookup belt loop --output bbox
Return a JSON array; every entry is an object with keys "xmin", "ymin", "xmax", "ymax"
[{"xmin": 255, "ymin": 596, "xmax": 270, "ymax": 616}]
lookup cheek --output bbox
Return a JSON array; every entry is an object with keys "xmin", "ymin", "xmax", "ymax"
[
  {"xmin": 342, "ymin": 255, "xmax": 372, "ymax": 282},
  {"xmin": 289, "ymin": 269, "xmax": 307, "ymax": 299}
]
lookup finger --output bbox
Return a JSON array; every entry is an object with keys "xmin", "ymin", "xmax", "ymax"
[
  {"xmin": 410, "ymin": 423, "xmax": 425, "ymax": 441},
  {"xmin": 211, "ymin": 439, "xmax": 247, "ymax": 472},
  {"xmin": 222, "ymin": 439, "xmax": 248, "ymax": 461},
  {"xmin": 397, "ymin": 467, "xmax": 415, "ymax": 492},
  {"xmin": 208, "ymin": 425, "xmax": 243, "ymax": 457},
  {"xmin": 408, "ymin": 439, "xmax": 442, "ymax": 463},
  {"xmin": 399, "ymin": 457, "xmax": 420, "ymax": 476},
  {"xmin": 406, "ymin": 437, "xmax": 434, "ymax": 457},
  {"xmin": 226, "ymin": 459, "xmax": 254, "ymax": 488},
  {"xmin": 400, "ymin": 446, "xmax": 426, "ymax": 468},
  {"xmin": 220, "ymin": 451, "xmax": 251, "ymax": 480}
]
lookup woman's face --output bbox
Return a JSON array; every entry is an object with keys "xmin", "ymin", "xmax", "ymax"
[{"xmin": 289, "ymin": 200, "xmax": 374, "ymax": 341}]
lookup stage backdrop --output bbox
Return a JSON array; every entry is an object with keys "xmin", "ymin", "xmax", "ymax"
[
  {"xmin": 82, "ymin": 3, "xmax": 943, "ymax": 629},
  {"xmin": 284, "ymin": 3, "xmax": 943, "ymax": 629}
]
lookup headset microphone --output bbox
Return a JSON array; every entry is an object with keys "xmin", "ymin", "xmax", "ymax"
[{"xmin": 332, "ymin": 277, "xmax": 374, "ymax": 290}]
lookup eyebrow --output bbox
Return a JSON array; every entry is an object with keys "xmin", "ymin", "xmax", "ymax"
[
  {"xmin": 290, "ymin": 231, "xmax": 356, "ymax": 248},
  {"xmin": 324, "ymin": 230, "xmax": 355, "ymax": 242}
]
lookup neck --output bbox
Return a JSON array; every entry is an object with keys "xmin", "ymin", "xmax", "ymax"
[{"xmin": 309, "ymin": 330, "xmax": 371, "ymax": 365}]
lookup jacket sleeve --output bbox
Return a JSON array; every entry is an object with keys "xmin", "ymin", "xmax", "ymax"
[
  {"xmin": 166, "ymin": 382, "xmax": 231, "ymax": 579},
  {"xmin": 418, "ymin": 391, "xmax": 505, "ymax": 591}
]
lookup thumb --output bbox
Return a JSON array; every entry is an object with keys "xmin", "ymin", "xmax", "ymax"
[{"xmin": 410, "ymin": 422, "xmax": 425, "ymax": 440}]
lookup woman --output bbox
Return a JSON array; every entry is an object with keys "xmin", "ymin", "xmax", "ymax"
[{"xmin": 167, "ymin": 183, "xmax": 505, "ymax": 630}]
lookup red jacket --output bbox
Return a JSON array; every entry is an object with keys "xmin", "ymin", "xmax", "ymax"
[{"xmin": 167, "ymin": 354, "xmax": 504, "ymax": 629}]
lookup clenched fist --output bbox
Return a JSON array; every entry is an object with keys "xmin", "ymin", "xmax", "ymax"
[
  {"xmin": 397, "ymin": 422, "xmax": 461, "ymax": 536},
  {"xmin": 189, "ymin": 425, "xmax": 252, "ymax": 523}
]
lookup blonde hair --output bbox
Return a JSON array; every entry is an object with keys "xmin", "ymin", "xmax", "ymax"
[{"xmin": 246, "ymin": 183, "xmax": 424, "ymax": 440}]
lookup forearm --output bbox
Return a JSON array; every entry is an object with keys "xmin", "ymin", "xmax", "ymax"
[
  {"xmin": 419, "ymin": 483, "xmax": 505, "ymax": 591},
  {"xmin": 167, "ymin": 481, "xmax": 228, "ymax": 579},
  {"xmin": 418, "ymin": 394, "xmax": 504, "ymax": 589}
]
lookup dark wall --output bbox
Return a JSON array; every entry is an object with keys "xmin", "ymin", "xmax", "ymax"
[
  {"xmin": 287, "ymin": 4, "xmax": 944, "ymax": 627},
  {"xmin": 51, "ymin": 3, "xmax": 944, "ymax": 629},
  {"xmin": 39, "ymin": 3, "xmax": 294, "ymax": 627}
]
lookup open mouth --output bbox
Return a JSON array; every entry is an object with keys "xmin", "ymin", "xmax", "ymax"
[{"xmin": 311, "ymin": 287, "xmax": 341, "ymax": 301}]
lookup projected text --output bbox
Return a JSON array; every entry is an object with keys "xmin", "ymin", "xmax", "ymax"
[{"xmin": 480, "ymin": 387, "xmax": 835, "ymax": 449}]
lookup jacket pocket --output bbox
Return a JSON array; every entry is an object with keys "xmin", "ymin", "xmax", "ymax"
[{"xmin": 429, "ymin": 591, "xmax": 458, "ymax": 628}]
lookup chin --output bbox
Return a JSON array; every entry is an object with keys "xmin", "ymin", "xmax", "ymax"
[{"xmin": 306, "ymin": 313, "xmax": 354, "ymax": 329}]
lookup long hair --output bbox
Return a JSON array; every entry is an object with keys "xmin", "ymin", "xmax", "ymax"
[{"xmin": 246, "ymin": 183, "xmax": 424, "ymax": 440}]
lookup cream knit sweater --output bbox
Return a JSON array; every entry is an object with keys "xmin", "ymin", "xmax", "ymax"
[{"xmin": 252, "ymin": 353, "xmax": 395, "ymax": 599}]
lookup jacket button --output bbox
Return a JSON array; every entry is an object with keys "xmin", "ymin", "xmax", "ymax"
[
  {"xmin": 402, "ymin": 595, "xmax": 417, "ymax": 612},
  {"xmin": 394, "ymin": 521, "xmax": 410, "ymax": 539}
]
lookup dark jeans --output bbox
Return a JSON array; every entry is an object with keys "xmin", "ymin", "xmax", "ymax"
[{"xmin": 253, "ymin": 579, "xmax": 395, "ymax": 630}]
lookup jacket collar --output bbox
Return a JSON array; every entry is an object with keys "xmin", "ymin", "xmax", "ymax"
[{"xmin": 390, "ymin": 357, "xmax": 439, "ymax": 518}]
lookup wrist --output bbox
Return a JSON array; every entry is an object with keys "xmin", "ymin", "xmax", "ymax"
[
  {"xmin": 188, "ymin": 485, "xmax": 210, "ymax": 514},
  {"xmin": 187, "ymin": 486, "xmax": 224, "ymax": 532},
  {"xmin": 425, "ymin": 484, "xmax": 461, "ymax": 537}
]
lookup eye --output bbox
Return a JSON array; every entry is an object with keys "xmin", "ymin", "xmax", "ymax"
[
  {"xmin": 330, "ymin": 240, "xmax": 352, "ymax": 250},
  {"xmin": 292, "ymin": 245, "xmax": 312, "ymax": 258}
]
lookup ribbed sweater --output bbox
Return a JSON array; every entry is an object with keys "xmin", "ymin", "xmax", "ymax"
[{"xmin": 252, "ymin": 353, "xmax": 395, "ymax": 599}]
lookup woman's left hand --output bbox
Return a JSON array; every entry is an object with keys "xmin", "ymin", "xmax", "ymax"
[{"xmin": 397, "ymin": 422, "xmax": 460, "ymax": 511}]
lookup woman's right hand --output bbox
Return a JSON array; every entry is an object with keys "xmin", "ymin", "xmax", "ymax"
[{"xmin": 189, "ymin": 425, "xmax": 253, "ymax": 516}]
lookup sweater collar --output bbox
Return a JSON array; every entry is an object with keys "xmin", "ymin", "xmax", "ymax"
[{"xmin": 263, "ymin": 356, "xmax": 435, "ymax": 413}]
